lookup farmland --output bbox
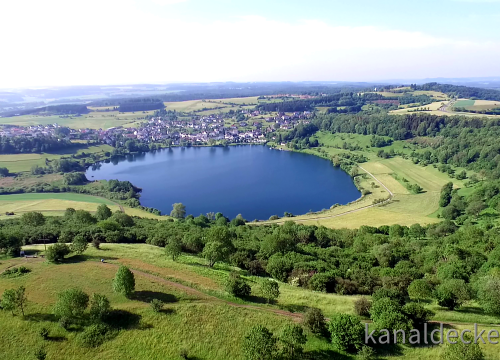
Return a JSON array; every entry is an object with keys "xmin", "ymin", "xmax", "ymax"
[{"xmin": 0, "ymin": 144, "xmax": 113, "ymax": 173}]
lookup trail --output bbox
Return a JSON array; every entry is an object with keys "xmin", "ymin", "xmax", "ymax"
[
  {"xmin": 99, "ymin": 262, "xmax": 303, "ymax": 321},
  {"xmin": 259, "ymin": 165, "xmax": 394, "ymax": 225}
]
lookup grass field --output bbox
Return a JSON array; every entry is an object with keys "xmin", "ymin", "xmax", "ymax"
[
  {"xmin": 0, "ymin": 193, "xmax": 166, "ymax": 219},
  {"xmin": 453, "ymin": 99, "xmax": 475, "ymax": 108},
  {"xmin": 0, "ymin": 144, "xmax": 113, "ymax": 173},
  {"xmin": 1, "ymin": 243, "xmax": 498, "ymax": 359},
  {"xmin": 0, "ymin": 111, "xmax": 154, "ymax": 129}
]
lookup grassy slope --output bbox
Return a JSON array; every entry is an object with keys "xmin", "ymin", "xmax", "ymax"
[{"xmin": 1, "ymin": 244, "xmax": 499, "ymax": 360}]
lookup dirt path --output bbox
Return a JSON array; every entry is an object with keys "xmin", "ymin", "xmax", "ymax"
[
  {"xmin": 258, "ymin": 165, "xmax": 394, "ymax": 225},
  {"xmin": 99, "ymin": 262, "xmax": 303, "ymax": 321}
]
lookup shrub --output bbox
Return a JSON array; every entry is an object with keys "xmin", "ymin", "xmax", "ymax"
[
  {"xmin": 59, "ymin": 316, "xmax": 71, "ymax": 330},
  {"xmin": 70, "ymin": 234, "xmax": 88, "ymax": 255},
  {"xmin": 354, "ymin": 297, "xmax": 372, "ymax": 317},
  {"xmin": 302, "ymin": 307, "xmax": 327, "ymax": 336},
  {"xmin": 441, "ymin": 333, "xmax": 484, "ymax": 360},
  {"xmin": 1, "ymin": 266, "xmax": 31, "ymax": 278},
  {"xmin": 372, "ymin": 287, "xmax": 406, "ymax": 305},
  {"xmin": 278, "ymin": 324, "xmax": 307, "ymax": 360},
  {"xmin": 261, "ymin": 280, "xmax": 280, "ymax": 303},
  {"xmin": 45, "ymin": 243, "xmax": 71, "ymax": 263},
  {"xmin": 357, "ymin": 345, "xmax": 376, "ymax": 360},
  {"xmin": 34, "ymin": 348, "xmax": 47, "ymax": 360},
  {"xmin": 328, "ymin": 313, "xmax": 364, "ymax": 353},
  {"xmin": 402, "ymin": 302, "xmax": 435, "ymax": 327},
  {"xmin": 89, "ymin": 293, "xmax": 111, "ymax": 322},
  {"xmin": 225, "ymin": 272, "xmax": 251, "ymax": 298},
  {"xmin": 113, "ymin": 266, "xmax": 135, "ymax": 298},
  {"xmin": 150, "ymin": 299, "xmax": 164, "ymax": 313},
  {"xmin": 53, "ymin": 288, "xmax": 89, "ymax": 322},
  {"xmin": 79, "ymin": 323, "xmax": 112, "ymax": 348},
  {"xmin": 39, "ymin": 327, "xmax": 49, "ymax": 340},
  {"xmin": 242, "ymin": 325, "xmax": 277, "ymax": 360},
  {"xmin": 308, "ymin": 272, "xmax": 336, "ymax": 292}
]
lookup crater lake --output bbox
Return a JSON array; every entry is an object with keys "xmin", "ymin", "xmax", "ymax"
[{"xmin": 85, "ymin": 146, "xmax": 361, "ymax": 220}]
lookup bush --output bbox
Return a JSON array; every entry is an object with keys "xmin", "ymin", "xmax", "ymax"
[
  {"xmin": 357, "ymin": 345, "xmax": 376, "ymax": 360},
  {"xmin": 45, "ymin": 243, "xmax": 71, "ymax": 263},
  {"xmin": 441, "ymin": 333, "xmax": 484, "ymax": 360},
  {"xmin": 89, "ymin": 293, "xmax": 111, "ymax": 322},
  {"xmin": 354, "ymin": 297, "xmax": 372, "ymax": 317},
  {"xmin": 113, "ymin": 266, "xmax": 135, "ymax": 298},
  {"xmin": 150, "ymin": 299, "xmax": 164, "ymax": 313},
  {"xmin": 278, "ymin": 324, "xmax": 306, "ymax": 360},
  {"xmin": 225, "ymin": 272, "xmax": 251, "ymax": 298},
  {"xmin": 308, "ymin": 272, "xmax": 336, "ymax": 292},
  {"xmin": 261, "ymin": 280, "xmax": 280, "ymax": 303},
  {"xmin": 242, "ymin": 325, "xmax": 277, "ymax": 360},
  {"xmin": 1, "ymin": 266, "xmax": 31, "ymax": 278},
  {"xmin": 328, "ymin": 313, "xmax": 364, "ymax": 353},
  {"xmin": 34, "ymin": 348, "xmax": 47, "ymax": 360},
  {"xmin": 54, "ymin": 288, "xmax": 89, "ymax": 323},
  {"xmin": 402, "ymin": 302, "xmax": 435, "ymax": 327},
  {"xmin": 79, "ymin": 323, "xmax": 112, "ymax": 348},
  {"xmin": 372, "ymin": 287, "xmax": 406, "ymax": 305},
  {"xmin": 302, "ymin": 307, "xmax": 327, "ymax": 336},
  {"xmin": 408, "ymin": 279, "xmax": 433, "ymax": 302},
  {"xmin": 39, "ymin": 327, "xmax": 49, "ymax": 340},
  {"xmin": 59, "ymin": 316, "xmax": 70, "ymax": 330}
]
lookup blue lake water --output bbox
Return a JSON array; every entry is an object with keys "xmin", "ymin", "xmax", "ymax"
[{"xmin": 85, "ymin": 146, "xmax": 361, "ymax": 220}]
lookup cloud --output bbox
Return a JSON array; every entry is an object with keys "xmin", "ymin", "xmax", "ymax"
[{"xmin": 0, "ymin": 0, "xmax": 499, "ymax": 87}]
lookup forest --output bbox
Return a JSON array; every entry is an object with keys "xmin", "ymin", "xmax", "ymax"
[
  {"xmin": 0, "ymin": 104, "xmax": 89, "ymax": 117},
  {"xmin": 117, "ymin": 98, "xmax": 165, "ymax": 112},
  {"xmin": 412, "ymin": 83, "xmax": 500, "ymax": 101},
  {"xmin": 0, "ymin": 136, "xmax": 78, "ymax": 154}
]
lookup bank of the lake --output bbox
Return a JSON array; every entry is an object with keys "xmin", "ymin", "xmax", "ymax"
[{"xmin": 86, "ymin": 145, "xmax": 361, "ymax": 220}]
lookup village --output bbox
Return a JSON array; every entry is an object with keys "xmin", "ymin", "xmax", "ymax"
[{"xmin": 0, "ymin": 109, "xmax": 313, "ymax": 147}]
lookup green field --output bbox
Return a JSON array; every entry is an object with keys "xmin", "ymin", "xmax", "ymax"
[
  {"xmin": 1, "ymin": 243, "xmax": 498, "ymax": 360},
  {"xmin": 453, "ymin": 99, "xmax": 475, "ymax": 108},
  {"xmin": 0, "ymin": 144, "xmax": 113, "ymax": 173},
  {"xmin": 0, "ymin": 111, "xmax": 154, "ymax": 129}
]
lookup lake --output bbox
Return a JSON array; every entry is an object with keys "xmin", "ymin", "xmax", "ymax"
[{"xmin": 85, "ymin": 146, "xmax": 361, "ymax": 220}]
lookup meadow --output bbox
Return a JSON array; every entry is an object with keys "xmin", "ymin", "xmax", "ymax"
[{"xmin": 1, "ymin": 243, "xmax": 498, "ymax": 359}]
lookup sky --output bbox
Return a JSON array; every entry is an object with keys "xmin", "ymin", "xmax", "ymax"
[{"xmin": 1, "ymin": 0, "xmax": 500, "ymax": 87}]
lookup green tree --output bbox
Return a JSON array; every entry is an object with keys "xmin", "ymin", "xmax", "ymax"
[
  {"xmin": 439, "ymin": 182, "xmax": 453, "ymax": 207},
  {"xmin": 225, "ymin": 272, "xmax": 251, "ymax": 298},
  {"xmin": 408, "ymin": 223, "xmax": 425, "ymax": 239},
  {"xmin": 14, "ymin": 286, "xmax": 27, "ymax": 316},
  {"xmin": 435, "ymin": 279, "xmax": 470, "ymax": 310},
  {"xmin": 466, "ymin": 200, "xmax": 486, "ymax": 218},
  {"xmin": 0, "ymin": 167, "xmax": 10, "ymax": 177},
  {"xmin": 170, "ymin": 203, "xmax": 186, "ymax": 219},
  {"xmin": 202, "ymin": 226, "xmax": 234, "ymax": 267},
  {"xmin": 328, "ymin": 313, "xmax": 364, "ymax": 353},
  {"xmin": 408, "ymin": 279, "xmax": 433, "ymax": 302},
  {"xmin": 95, "ymin": 204, "xmax": 112, "ymax": 221},
  {"xmin": 477, "ymin": 276, "xmax": 500, "ymax": 316},
  {"xmin": 73, "ymin": 210, "xmax": 97, "ymax": 225},
  {"xmin": 111, "ymin": 212, "xmax": 134, "ymax": 227},
  {"xmin": 53, "ymin": 288, "xmax": 89, "ymax": 322},
  {"xmin": 1, "ymin": 288, "xmax": 16, "ymax": 315},
  {"xmin": 165, "ymin": 238, "xmax": 182, "ymax": 261},
  {"xmin": 242, "ymin": 325, "xmax": 277, "ymax": 360},
  {"xmin": 302, "ymin": 307, "xmax": 327, "ymax": 335},
  {"xmin": 45, "ymin": 243, "xmax": 71, "ymax": 263},
  {"xmin": 261, "ymin": 280, "xmax": 280, "ymax": 303},
  {"xmin": 278, "ymin": 324, "xmax": 307, "ymax": 359},
  {"xmin": 89, "ymin": 293, "xmax": 111, "ymax": 322},
  {"xmin": 113, "ymin": 266, "xmax": 135, "ymax": 298},
  {"xmin": 70, "ymin": 234, "xmax": 88, "ymax": 255},
  {"xmin": 21, "ymin": 212, "xmax": 45, "ymax": 227}
]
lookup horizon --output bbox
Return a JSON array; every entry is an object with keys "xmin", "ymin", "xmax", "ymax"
[{"xmin": 2, "ymin": 0, "xmax": 500, "ymax": 88}]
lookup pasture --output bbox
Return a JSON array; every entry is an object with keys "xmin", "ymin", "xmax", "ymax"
[
  {"xmin": 1, "ymin": 243, "xmax": 498, "ymax": 359},
  {"xmin": 453, "ymin": 99, "xmax": 475, "ymax": 108}
]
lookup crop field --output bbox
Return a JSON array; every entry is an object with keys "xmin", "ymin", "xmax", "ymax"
[
  {"xmin": 0, "ymin": 110, "xmax": 154, "ymax": 129},
  {"xmin": 0, "ymin": 144, "xmax": 113, "ymax": 173},
  {"xmin": 453, "ymin": 99, "xmax": 476, "ymax": 108},
  {"xmin": 1, "ymin": 243, "xmax": 498, "ymax": 359},
  {"xmin": 390, "ymin": 101, "xmax": 448, "ymax": 115},
  {"xmin": 164, "ymin": 100, "xmax": 228, "ymax": 112},
  {"xmin": 210, "ymin": 96, "xmax": 260, "ymax": 105}
]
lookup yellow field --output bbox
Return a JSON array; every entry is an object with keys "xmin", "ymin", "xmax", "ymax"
[
  {"xmin": 390, "ymin": 101, "xmax": 448, "ymax": 114},
  {"xmin": 210, "ymin": 96, "xmax": 260, "ymax": 105}
]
